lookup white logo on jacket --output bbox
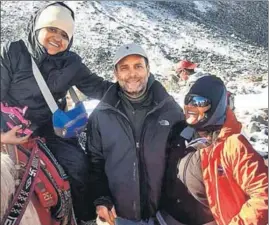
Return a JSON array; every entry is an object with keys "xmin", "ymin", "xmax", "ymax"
[{"xmin": 158, "ymin": 120, "xmax": 170, "ymax": 126}]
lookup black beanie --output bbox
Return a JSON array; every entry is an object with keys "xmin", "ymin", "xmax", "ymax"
[{"xmin": 185, "ymin": 74, "xmax": 227, "ymax": 130}]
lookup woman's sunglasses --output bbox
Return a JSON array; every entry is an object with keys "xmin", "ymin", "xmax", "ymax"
[{"xmin": 184, "ymin": 94, "xmax": 211, "ymax": 108}]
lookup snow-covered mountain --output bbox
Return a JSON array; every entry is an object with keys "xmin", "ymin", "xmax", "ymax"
[{"xmin": 1, "ymin": 1, "xmax": 268, "ymax": 155}]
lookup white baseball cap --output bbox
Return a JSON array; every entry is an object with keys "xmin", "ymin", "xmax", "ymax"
[{"xmin": 113, "ymin": 43, "xmax": 148, "ymax": 66}]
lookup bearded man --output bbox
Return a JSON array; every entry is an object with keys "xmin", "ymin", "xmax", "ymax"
[{"xmin": 86, "ymin": 43, "xmax": 184, "ymax": 225}]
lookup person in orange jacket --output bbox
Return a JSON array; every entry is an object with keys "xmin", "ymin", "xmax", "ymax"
[{"xmin": 178, "ymin": 75, "xmax": 268, "ymax": 225}]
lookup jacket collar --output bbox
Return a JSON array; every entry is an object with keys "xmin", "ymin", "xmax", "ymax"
[
  {"xmin": 217, "ymin": 107, "xmax": 242, "ymax": 141},
  {"xmin": 200, "ymin": 108, "xmax": 242, "ymax": 159},
  {"xmin": 100, "ymin": 74, "xmax": 171, "ymax": 109}
]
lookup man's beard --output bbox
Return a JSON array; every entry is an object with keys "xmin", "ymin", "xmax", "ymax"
[{"xmin": 121, "ymin": 80, "xmax": 148, "ymax": 99}]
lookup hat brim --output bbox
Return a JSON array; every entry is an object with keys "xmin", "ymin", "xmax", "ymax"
[
  {"xmin": 114, "ymin": 53, "xmax": 148, "ymax": 67},
  {"xmin": 187, "ymin": 63, "xmax": 198, "ymax": 69}
]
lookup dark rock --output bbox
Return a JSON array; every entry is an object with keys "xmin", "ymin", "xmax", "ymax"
[
  {"xmin": 170, "ymin": 75, "xmax": 179, "ymax": 83},
  {"xmin": 247, "ymin": 122, "xmax": 261, "ymax": 133},
  {"xmin": 0, "ymin": 1, "xmax": 268, "ymax": 90},
  {"xmin": 250, "ymin": 135, "xmax": 259, "ymax": 142},
  {"xmin": 261, "ymin": 83, "xmax": 267, "ymax": 88},
  {"xmin": 250, "ymin": 114, "xmax": 268, "ymax": 126}
]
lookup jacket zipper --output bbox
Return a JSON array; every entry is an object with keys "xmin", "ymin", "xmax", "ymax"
[
  {"xmin": 137, "ymin": 98, "xmax": 172, "ymax": 219},
  {"xmin": 104, "ymin": 106, "xmax": 141, "ymax": 218},
  {"xmin": 100, "ymin": 97, "xmax": 172, "ymax": 219}
]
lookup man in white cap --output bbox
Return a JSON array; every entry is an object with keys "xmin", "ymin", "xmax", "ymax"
[{"xmin": 86, "ymin": 43, "xmax": 185, "ymax": 225}]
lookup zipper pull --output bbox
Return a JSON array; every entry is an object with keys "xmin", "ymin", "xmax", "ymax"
[{"xmin": 136, "ymin": 142, "xmax": 140, "ymax": 148}]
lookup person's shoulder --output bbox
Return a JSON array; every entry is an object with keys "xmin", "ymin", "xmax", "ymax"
[
  {"xmin": 151, "ymin": 78, "xmax": 174, "ymax": 98},
  {"xmin": 67, "ymin": 50, "xmax": 82, "ymax": 61},
  {"xmin": 222, "ymin": 133, "xmax": 257, "ymax": 159},
  {"xmin": 225, "ymin": 133, "xmax": 249, "ymax": 148},
  {"xmin": 62, "ymin": 51, "xmax": 84, "ymax": 72},
  {"xmin": 171, "ymin": 121, "xmax": 189, "ymax": 136},
  {"xmin": 1, "ymin": 40, "xmax": 28, "ymax": 64},
  {"xmin": 149, "ymin": 77, "xmax": 181, "ymax": 106},
  {"xmin": 1, "ymin": 39, "xmax": 25, "ymax": 53},
  {"xmin": 67, "ymin": 50, "xmax": 79, "ymax": 56},
  {"xmin": 168, "ymin": 122, "xmax": 191, "ymax": 149}
]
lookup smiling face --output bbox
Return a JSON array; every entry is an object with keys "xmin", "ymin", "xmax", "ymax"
[
  {"xmin": 115, "ymin": 55, "xmax": 150, "ymax": 98},
  {"xmin": 37, "ymin": 27, "xmax": 69, "ymax": 55},
  {"xmin": 184, "ymin": 104, "xmax": 211, "ymax": 125}
]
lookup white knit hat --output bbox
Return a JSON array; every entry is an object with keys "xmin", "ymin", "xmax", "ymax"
[{"xmin": 34, "ymin": 4, "xmax": 74, "ymax": 40}]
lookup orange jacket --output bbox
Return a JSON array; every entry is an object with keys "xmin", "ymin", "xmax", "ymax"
[{"xmin": 200, "ymin": 108, "xmax": 268, "ymax": 225}]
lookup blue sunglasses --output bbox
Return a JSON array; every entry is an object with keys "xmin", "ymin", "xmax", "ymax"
[{"xmin": 185, "ymin": 94, "xmax": 211, "ymax": 107}]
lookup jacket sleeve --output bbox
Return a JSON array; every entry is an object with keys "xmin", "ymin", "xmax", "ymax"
[
  {"xmin": 1, "ymin": 42, "xmax": 13, "ymax": 101},
  {"xmin": 75, "ymin": 63, "xmax": 113, "ymax": 100},
  {"xmin": 86, "ymin": 112, "xmax": 113, "ymax": 208},
  {"xmin": 164, "ymin": 121, "xmax": 189, "ymax": 181},
  {"xmin": 228, "ymin": 135, "xmax": 268, "ymax": 225}
]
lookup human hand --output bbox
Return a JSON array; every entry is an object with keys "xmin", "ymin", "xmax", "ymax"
[
  {"xmin": 96, "ymin": 205, "xmax": 117, "ymax": 225},
  {"xmin": 1, "ymin": 125, "xmax": 30, "ymax": 145}
]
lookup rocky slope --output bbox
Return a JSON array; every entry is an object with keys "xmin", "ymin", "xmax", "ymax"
[{"xmin": 1, "ymin": 1, "xmax": 268, "ymax": 154}]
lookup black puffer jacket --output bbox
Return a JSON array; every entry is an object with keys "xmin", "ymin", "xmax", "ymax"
[
  {"xmin": 0, "ymin": 2, "xmax": 112, "ymax": 127},
  {"xmin": 86, "ymin": 80, "xmax": 184, "ymax": 221}
]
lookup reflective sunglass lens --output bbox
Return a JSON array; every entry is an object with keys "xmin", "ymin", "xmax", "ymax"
[{"xmin": 186, "ymin": 95, "xmax": 211, "ymax": 107}]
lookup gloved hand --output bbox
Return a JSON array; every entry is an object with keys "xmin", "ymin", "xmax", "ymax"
[{"xmin": 1, "ymin": 102, "xmax": 35, "ymax": 137}]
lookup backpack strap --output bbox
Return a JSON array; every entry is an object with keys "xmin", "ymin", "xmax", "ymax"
[
  {"xmin": 31, "ymin": 57, "xmax": 58, "ymax": 113},
  {"xmin": 31, "ymin": 57, "xmax": 80, "ymax": 113}
]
